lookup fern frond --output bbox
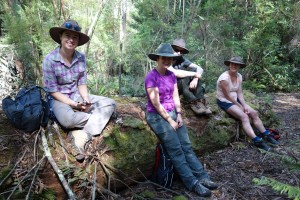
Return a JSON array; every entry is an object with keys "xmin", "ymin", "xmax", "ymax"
[{"xmin": 253, "ymin": 176, "xmax": 300, "ymax": 200}]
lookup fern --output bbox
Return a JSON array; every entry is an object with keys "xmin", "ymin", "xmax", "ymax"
[{"xmin": 253, "ymin": 177, "xmax": 300, "ymax": 200}]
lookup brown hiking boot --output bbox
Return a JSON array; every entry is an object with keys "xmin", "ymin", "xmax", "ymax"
[
  {"xmin": 201, "ymin": 99, "xmax": 212, "ymax": 115},
  {"xmin": 190, "ymin": 102, "xmax": 206, "ymax": 115}
]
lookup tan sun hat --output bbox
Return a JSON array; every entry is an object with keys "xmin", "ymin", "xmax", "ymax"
[
  {"xmin": 171, "ymin": 38, "xmax": 189, "ymax": 54},
  {"xmin": 49, "ymin": 19, "xmax": 90, "ymax": 46},
  {"xmin": 224, "ymin": 56, "xmax": 246, "ymax": 68},
  {"xmin": 148, "ymin": 43, "xmax": 181, "ymax": 61}
]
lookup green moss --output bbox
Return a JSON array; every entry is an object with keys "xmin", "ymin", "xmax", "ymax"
[
  {"xmin": 140, "ymin": 190, "xmax": 155, "ymax": 198},
  {"xmin": 173, "ymin": 195, "xmax": 188, "ymax": 200},
  {"xmin": 104, "ymin": 124, "xmax": 158, "ymax": 170},
  {"xmin": 122, "ymin": 116, "xmax": 146, "ymax": 129}
]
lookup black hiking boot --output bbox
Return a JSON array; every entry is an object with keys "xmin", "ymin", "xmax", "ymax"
[
  {"xmin": 199, "ymin": 179, "xmax": 219, "ymax": 190},
  {"xmin": 192, "ymin": 181, "xmax": 211, "ymax": 197},
  {"xmin": 253, "ymin": 139, "xmax": 272, "ymax": 151},
  {"xmin": 261, "ymin": 134, "xmax": 279, "ymax": 146}
]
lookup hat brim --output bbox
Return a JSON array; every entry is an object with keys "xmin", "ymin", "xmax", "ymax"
[
  {"xmin": 224, "ymin": 60, "xmax": 246, "ymax": 68},
  {"xmin": 171, "ymin": 44, "xmax": 189, "ymax": 54},
  {"xmin": 49, "ymin": 27, "xmax": 90, "ymax": 46},
  {"xmin": 148, "ymin": 53, "xmax": 181, "ymax": 61}
]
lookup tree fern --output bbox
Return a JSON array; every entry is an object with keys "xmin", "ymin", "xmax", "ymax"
[{"xmin": 253, "ymin": 176, "xmax": 300, "ymax": 200}]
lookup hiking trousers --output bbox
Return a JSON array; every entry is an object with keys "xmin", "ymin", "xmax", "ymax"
[
  {"xmin": 177, "ymin": 77, "xmax": 205, "ymax": 103},
  {"xmin": 53, "ymin": 94, "xmax": 115, "ymax": 137},
  {"xmin": 146, "ymin": 109, "xmax": 210, "ymax": 190}
]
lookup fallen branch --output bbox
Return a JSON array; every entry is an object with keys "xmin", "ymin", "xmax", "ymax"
[{"xmin": 41, "ymin": 128, "xmax": 76, "ymax": 199}]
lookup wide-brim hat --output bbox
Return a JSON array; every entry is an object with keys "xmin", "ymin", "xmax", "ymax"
[
  {"xmin": 171, "ymin": 38, "xmax": 189, "ymax": 54},
  {"xmin": 148, "ymin": 43, "xmax": 181, "ymax": 61},
  {"xmin": 49, "ymin": 19, "xmax": 90, "ymax": 46},
  {"xmin": 224, "ymin": 56, "xmax": 246, "ymax": 68}
]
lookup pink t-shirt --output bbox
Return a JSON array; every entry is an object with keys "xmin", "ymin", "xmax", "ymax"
[
  {"xmin": 216, "ymin": 71, "xmax": 242, "ymax": 103},
  {"xmin": 145, "ymin": 69, "xmax": 177, "ymax": 113}
]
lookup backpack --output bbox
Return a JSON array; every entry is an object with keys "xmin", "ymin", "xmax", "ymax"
[
  {"xmin": 2, "ymin": 85, "xmax": 53, "ymax": 132},
  {"xmin": 152, "ymin": 143, "xmax": 174, "ymax": 189},
  {"xmin": 267, "ymin": 128, "xmax": 280, "ymax": 140}
]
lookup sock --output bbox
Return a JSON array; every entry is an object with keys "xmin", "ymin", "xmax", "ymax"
[
  {"xmin": 262, "ymin": 130, "xmax": 270, "ymax": 135},
  {"xmin": 252, "ymin": 136, "xmax": 262, "ymax": 142}
]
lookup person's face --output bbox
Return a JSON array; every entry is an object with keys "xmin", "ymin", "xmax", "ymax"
[
  {"xmin": 229, "ymin": 62, "xmax": 241, "ymax": 72},
  {"xmin": 173, "ymin": 46, "xmax": 185, "ymax": 55},
  {"xmin": 60, "ymin": 30, "xmax": 79, "ymax": 50},
  {"xmin": 157, "ymin": 56, "xmax": 173, "ymax": 68}
]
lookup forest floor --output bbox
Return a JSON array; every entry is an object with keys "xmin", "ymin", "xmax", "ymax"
[{"xmin": 120, "ymin": 92, "xmax": 300, "ymax": 200}]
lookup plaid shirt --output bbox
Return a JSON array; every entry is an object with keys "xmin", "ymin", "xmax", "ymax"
[{"xmin": 42, "ymin": 47, "xmax": 87, "ymax": 100}]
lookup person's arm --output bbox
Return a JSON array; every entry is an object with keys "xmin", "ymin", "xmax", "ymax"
[
  {"xmin": 168, "ymin": 65, "xmax": 201, "ymax": 79},
  {"xmin": 147, "ymin": 87, "xmax": 178, "ymax": 130},
  {"xmin": 236, "ymin": 78, "xmax": 250, "ymax": 114},
  {"xmin": 188, "ymin": 63, "xmax": 203, "ymax": 89},
  {"xmin": 78, "ymin": 84, "xmax": 90, "ymax": 103},
  {"xmin": 172, "ymin": 83, "xmax": 183, "ymax": 127},
  {"xmin": 219, "ymin": 80, "xmax": 243, "ymax": 110}
]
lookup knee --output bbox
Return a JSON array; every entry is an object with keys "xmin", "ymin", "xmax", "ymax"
[{"xmin": 240, "ymin": 113, "xmax": 250, "ymax": 123}]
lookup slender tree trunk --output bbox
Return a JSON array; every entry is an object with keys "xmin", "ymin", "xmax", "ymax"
[{"xmin": 119, "ymin": 0, "xmax": 127, "ymax": 96}]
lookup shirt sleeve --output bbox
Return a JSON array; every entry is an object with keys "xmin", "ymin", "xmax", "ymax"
[
  {"xmin": 182, "ymin": 58, "xmax": 192, "ymax": 69},
  {"xmin": 145, "ymin": 72, "xmax": 157, "ymax": 89},
  {"xmin": 77, "ymin": 55, "xmax": 88, "ymax": 86}
]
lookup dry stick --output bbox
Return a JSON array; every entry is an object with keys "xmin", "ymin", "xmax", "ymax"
[
  {"xmin": 87, "ymin": 180, "xmax": 122, "ymax": 200},
  {"xmin": 91, "ymin": 162, "xmax": 98, "ymax": 200},
  {"xmin": 33, "ymin": 128, "xmax": 41, "ymax": 162},
  {"xmin": 40, "ymin": 128, "xmax": 76, "ymax": 199},
  {"xmin": 98, "ymin": 160, "xmax": 111, "ymax": 191},
  {"xmin": 6, "ymin": 154, "xmax": 46, "ymax": 200},
  {"xmin": 25, "ymin": 155, "xmax": 46, "ymax": 200},
  {"xmin": 52, "ymin": 122, "xmax": 69, "ymax": 165},
  {"xmin": 0, "ymin": 150, "xmax": 27, "ymax": 187}
]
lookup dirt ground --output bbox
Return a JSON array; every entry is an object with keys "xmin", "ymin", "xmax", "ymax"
[{"xmin": 119, "ymin": 93, "xmax": 300, "ymax": 200}]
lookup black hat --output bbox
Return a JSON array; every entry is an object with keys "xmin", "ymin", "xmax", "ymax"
[{"xmin": 148, "ymin": 43, "xmax": 181, "ymax": 61}]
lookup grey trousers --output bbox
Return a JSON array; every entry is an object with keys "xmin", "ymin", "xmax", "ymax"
[{"xmin": 52, "ymin": 94, "xmax": 116, "ymax": 137}]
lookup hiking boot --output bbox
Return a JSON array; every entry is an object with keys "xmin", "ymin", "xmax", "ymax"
[
  {"xmin": 253, "ymin": 139, "xmax": 272, "ymax": 151},
  {"xmin": 190, "ymin": 102, "xmax": 206, "ymax": 115},
  {"xmin": 70, "ymin": 130, "xmax": 90, "ymax": 162},
  {"xmin": 192, "ymin": 181, "xmax": 211, "ymax": 197},
  {"xmin": 261, "ymin": 134, "xmax": 279, "ymax": 146},
  {"xmin": 200, "ymin": 99, "xmax": 212, "ymax": 115},
  {"xmin": 199, "ymin": 179, "xmax": 219, "ymax": 190},
  {"xmin": 205, "ymin": 107, "xmax": 212, "ymax": 115}
]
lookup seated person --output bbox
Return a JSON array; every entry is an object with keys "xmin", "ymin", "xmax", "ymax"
[
  {"xmin": 145, "ymin": 43, "xmax": 218, "ymax": 197},
  {"xmin": 216, "ymin": 56, "xmax": 279, "ymax": 151},
  {"xmin": 167, "ymin": 38, "xmax": 211, "ymax": 115},
  {"xmin": 42, "ymin": 19, "xmax": 116, "ymax": 162}
]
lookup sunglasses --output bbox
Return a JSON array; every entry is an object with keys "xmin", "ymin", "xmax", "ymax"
[
  {"xmin": 173, "ymin": 48, "xmax": 185, "ymax": 53},
  {"xmin": 64, "ymin": 22, "xmax": 81, "ymax": 32}
]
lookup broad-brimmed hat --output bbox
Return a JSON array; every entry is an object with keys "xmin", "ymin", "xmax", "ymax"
[
  {"xmin": 224, "ymin": 56, "xmax": 246, "ymax": 68},
  {"xmin": 171, "ymin": 38, "xmax": 189, "ymax": 54},
  {"xmin": 148, "ymin": 43, "xmax": 181, "ymax": 61},
  {"xmin": 49, "ymin": 19, "xmax": 90, "ymax": 46}
]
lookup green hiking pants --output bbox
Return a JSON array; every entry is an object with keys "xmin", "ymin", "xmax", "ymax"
[{"xmin": 177, "ymin": 76, "xmax": 205, "ymax": 103}]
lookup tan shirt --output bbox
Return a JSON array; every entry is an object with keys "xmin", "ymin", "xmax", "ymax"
[{"xmin": 216, "ymin": 71, "xmax": 242, "ymax": 103}]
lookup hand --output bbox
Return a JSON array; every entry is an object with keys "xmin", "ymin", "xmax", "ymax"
[
  {"xmin": 189, "ymin": 78, "xmax": 198, "ymax": 90},
  {"xmin": 72, "ymin": 102, "xmax": 92, "ymax": 112},
  {"xmin": 176, "ymin": 114, "xmax": 183, "ymax": 127},
  {"xmin": 169, "ymin": 119, "xmax": 179, "ymax": 130},
  {"xmin": 243, "ymin": 105, "xmax": 251, "ymax": 114}
]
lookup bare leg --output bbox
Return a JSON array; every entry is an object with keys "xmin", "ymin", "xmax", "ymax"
[
  {"xmin": 246, "ymin": 106, "xmax": 266, "ymax": 133},
  {"xmin": 226, "ymin": 105, "xmax": 257, "ymax": 139}
]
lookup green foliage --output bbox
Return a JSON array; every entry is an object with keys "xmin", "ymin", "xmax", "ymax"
[{"xmin": 253, "ymin": 177, "xmax": 300, "ymax": 200}]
